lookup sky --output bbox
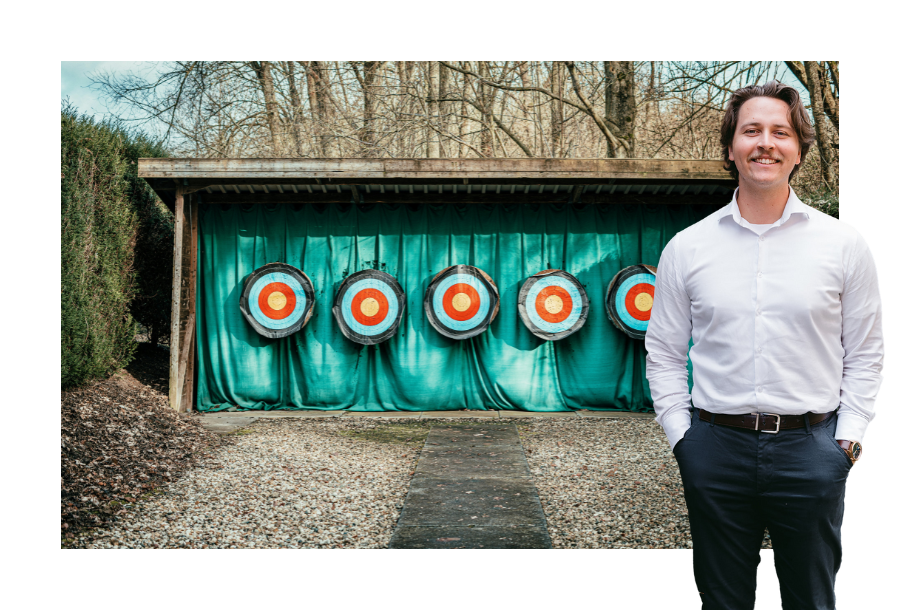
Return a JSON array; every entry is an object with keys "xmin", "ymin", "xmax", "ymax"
[{"xmin": 61, "ymin": 61, "xmax": 153, "ymax": 121}]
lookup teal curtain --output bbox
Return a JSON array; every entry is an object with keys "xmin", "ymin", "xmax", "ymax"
[{"xmin": 196, "ymin": 201, "xmax": 713, "ymax": 412}]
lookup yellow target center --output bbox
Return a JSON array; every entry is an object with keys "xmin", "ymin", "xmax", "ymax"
[
  {"xmin": 451, "ymin": 292, "xmax": 471, "ymax": 312},
  {"xmin": 360, "ymin": 297, "xmax": 380, "ymax": 317},
  {"xmin": 545, "ymin": 295, "xmax": 564, "ymax": 314},
  {"xmin": 634, "ymin": 292, "xmax": 653, "ymax": 312},
  {"xmin": 267, "ymin": 291, "xmax": 287, "ymax": 311}
]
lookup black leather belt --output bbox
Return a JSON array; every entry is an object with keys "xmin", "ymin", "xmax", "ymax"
[{"xmin": 698, "ymin": 409, "xmax": 835, "ymax": 434}]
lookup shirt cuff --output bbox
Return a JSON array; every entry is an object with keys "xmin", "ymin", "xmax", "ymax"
[
  {"xmin": 836, "ymin": 411, "xmax": 870, "ymax": 443},
  {"xmin": 659, "ymin": 410, "xmax": 692, "ymax": 450}
]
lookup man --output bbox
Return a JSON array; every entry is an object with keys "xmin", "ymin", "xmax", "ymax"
[{"xmin": 645, "ymin": 81, "xmax": 882, "ymax": 610}]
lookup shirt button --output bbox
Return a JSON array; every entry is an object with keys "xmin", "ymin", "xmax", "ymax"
[
  {"xmin": 756, "ymin": 309, "xmax": 761, "ymax": 316},
  {"xmin": 760, "ymin": 236, "xmax": 765, "ymax": 242},
  {"xmin": 757, "ymin": 386, "xmax": 763, "ymax": 392},
  {"xmin": 757, "ymin": 347, "xmax": 763, "ymax": 353},
  {"xmin": 757, "ymin": 272, "xmax": 762, "ymax": 278}
]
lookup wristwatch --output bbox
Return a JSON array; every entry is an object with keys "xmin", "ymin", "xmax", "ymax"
[{"xmin": 837, "ymin": 440, "xmax": 862, "ymax": 464}]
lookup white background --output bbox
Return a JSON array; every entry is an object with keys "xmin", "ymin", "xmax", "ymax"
[{"xmin": 10, "ymin": 1, "xmax": 896, "ymax": 608}]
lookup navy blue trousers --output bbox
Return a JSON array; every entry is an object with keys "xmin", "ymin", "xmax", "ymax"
[{"xmin": 674, "ymin": 409, "xmax": 852, "ymax": 610}]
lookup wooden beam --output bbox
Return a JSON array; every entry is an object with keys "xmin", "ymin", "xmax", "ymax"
[
  {"xmin": 176, "ymin": 313, "xmax": 195, "ymax": 408},
  {"xmin": 199, "ymin": 192, "xmax": 731, "ymax": 207},
  {"xmin": 168, "ymin": 187, "xmax": 185, "ymax": 411},
  {"xmin": 182, "ymin": 198, "xmax": 199, "ymax": 412},
  {"xmin": 139, "ymin": 157, "xmax": 731, "ymax": 181}
]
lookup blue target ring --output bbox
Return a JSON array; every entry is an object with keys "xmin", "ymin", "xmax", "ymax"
[
  {"xmin": 239, "ymin": 263, "xmax": 315, "ymax": 340},
  {"xmin": 525, "ymin": 276, "xmax": 584, "ymax": 333},
  {"xmin": 248, "ymin": 272, "xmax": 307, "ymax": 330},
  {"xmin": 424, "ymin": 265, "xmax": 500, "ymax": 340},
  {"xmin": 340, "ymin": 278, "xmax": 399, "ymax": 336},
  {"xmin": 332, "ymin": 269, "xmax": 406, "ymax": 345},
  {"xmin": 613, "ymin": 273, "xmax": 655, "ymax": 332},
  {"xmin": 605, "ymin": 264, "xmax": 657, "ymax": 340},
  {"xmin": 432, "ymin": 273, "xmax": 491, "ymax": 332}
]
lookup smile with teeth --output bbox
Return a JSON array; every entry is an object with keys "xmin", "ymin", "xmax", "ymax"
[{"xmin": 752, "ymin": 158, "xmax": 779, "ymax": 164}]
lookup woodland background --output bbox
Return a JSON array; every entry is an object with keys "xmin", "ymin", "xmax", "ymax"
[
  {"xmin": 63, "ymin": 60, "xmax": 839, "ymax": 389},
  {"xmin": 91, "ymin": 61, "xmax": 839, "ymax": 209}
]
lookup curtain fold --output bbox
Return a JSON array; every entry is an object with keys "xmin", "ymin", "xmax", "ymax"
[{"xmin": 196, "ymin": 201, "xmax": 712, "ymax": 412}]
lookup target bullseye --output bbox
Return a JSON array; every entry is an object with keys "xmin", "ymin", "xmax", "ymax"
[
  {"xmin": 518, "ymin": 269, "xmax": 589, "ymax": 341},
  {"xmin": 240, "ymin": 263, "xmax": 315, "ymax": 339},
  {"xmin": 606, "ymin": 264, "xmax": 658, "ymax": 340},
  {"xmin": 334, "ymin": 270, "xmax": 406, "ymax": 344},
  {"xmin": 425, "ymin": 265, "xmax": 499, "ymax": 340}
]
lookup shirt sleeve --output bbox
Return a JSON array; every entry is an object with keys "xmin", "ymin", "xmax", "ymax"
[
  {"xmin": 645, "ymin": 233, "xmax": 694, "ymax": 450},
  {"xmin": 835, "ymin": 235, "xmax": 883, "ymax": 442}
]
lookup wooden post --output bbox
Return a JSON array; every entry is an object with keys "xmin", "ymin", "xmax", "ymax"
[
  {"xmin": 169, "ymin": 186, "xmax": 185, "ymax": 411},
  {"xmin": 180, "ymin": 197, "xmax": 200, "ymax": 412}
]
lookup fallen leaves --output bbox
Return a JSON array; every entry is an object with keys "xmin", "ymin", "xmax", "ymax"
[{"xmin": 61, "ymin": 344, "xmax": 227, "ymax": 543}]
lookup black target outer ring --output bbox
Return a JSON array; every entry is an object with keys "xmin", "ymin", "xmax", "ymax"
[
  {"xmin": 332, "ymin": 269, "xmax": 406, "ymax": 345},
  {"xmin": 424, "ymin": 265, "xmax": 500, "ymax": 340},
  {"xmin": 239, "ymin": 262, "xmax": 316, "ymax": 340},
  {"xmin": 517, "ymin": 269, "xmax": 590, "ymax": 341},
  {"xmin": 605, "ymin": 264, "xmax": 657, "ymax": 340}
]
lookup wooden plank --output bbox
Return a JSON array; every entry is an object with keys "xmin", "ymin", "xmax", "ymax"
[
  {"xmin": 139, "ymin": 157, "xmax": 731, "ymax": 181},
  {"xmin": 176, "ymin": 313, "xmax": 195, "ymax": 406},
  {"xmin": 146, "ymin": 176, "xmax": 735, "ymax": 190},
  {"xmin": 200, "ymin": 192, "xmax": 731, "ymax": 207},
  {"xmin": 188, "ymin": 195, "xmax": 199, "ymax": 411},
  {"xmin": 168, "ymin": 186, "xmax": 184, "ymax": 411}
]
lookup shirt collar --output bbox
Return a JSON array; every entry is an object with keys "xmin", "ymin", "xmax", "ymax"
[{"xmin": 718, "ymin": 186, "xmax": 810, "ymax": 227}]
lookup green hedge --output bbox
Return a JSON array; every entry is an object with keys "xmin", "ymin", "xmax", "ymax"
[{"xmin": 61, "ymin": 106, "xmax": 171, "ymax": 388}]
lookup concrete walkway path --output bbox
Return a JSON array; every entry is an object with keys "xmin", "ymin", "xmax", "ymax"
[
  {"xmin": 194, "ymin": 409, "xmax": 653, "ymax": 434},
  {"xmin": 389, "ymin": 423, "xmax": 552, "ymax": 549}
]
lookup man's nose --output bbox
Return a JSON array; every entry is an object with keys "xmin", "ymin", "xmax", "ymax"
[{"xmin": 758, "ymin": 132, "xmax": 774, "ymax": 149}]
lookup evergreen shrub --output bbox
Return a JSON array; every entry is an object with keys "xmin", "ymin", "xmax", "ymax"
[{"xmin": 61, "ymin": 105, "xmax": 171, "ymax": 388}]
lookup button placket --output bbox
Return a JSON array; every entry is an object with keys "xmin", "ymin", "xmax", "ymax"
[{"xmin": 754, "ymin": 233, "xmax": 767, "ymax": 401}]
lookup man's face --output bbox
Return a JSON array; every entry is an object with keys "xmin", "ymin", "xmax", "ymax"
[{"xmin": 728, "ymin": 96, "xmax": 802, "ymax": 191}]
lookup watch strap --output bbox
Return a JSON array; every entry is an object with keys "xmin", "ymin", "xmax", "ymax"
[{"xmin": 837, "ymin": 440, "xmax": 862, "ymax": 463}]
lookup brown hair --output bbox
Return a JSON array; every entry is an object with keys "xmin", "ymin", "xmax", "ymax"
[{"xmin": 720, "ymin": 80, "xmax": 815, "ymax": 182}]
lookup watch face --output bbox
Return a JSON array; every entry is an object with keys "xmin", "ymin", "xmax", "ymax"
[{"xmin": 851, "ymin": 442, "xmax": 862, "ymax": 460}]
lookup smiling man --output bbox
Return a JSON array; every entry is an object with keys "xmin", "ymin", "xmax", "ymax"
[{"xmin": 645, "ymin": 81, "xmax": 883, "ymax": 609}]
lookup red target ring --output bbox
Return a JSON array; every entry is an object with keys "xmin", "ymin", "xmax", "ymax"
[
  {"xmin": 624, "ymin": 283, "xmax": 654, "ymax": 321},
  {"xmin": 350, "ymin": 288, "xmax": 390, "ymax": 326},
  {"xmin": 257, "ymin": 282, "xmax": 297, "ymax": 320},
  {"xmin": 535, "ymin": 285, "xmax": 573, "ymax": 323},
  {"xmin": 442, "ymin": 283, "xmax": 482, "ymax": 321}
]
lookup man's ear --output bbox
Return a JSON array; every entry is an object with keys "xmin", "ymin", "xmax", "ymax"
[{"xmin": 728, "ymin": 146, "xmax": 734, "ymax": 161}]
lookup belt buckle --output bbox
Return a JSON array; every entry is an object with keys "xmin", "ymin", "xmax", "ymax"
[{"xmin": 755, "ymin": 412, "xmax": 780, "ymax": 434}]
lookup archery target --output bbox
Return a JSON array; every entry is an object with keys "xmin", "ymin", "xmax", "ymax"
[
  {"xmin": 518, "ymin": 270, "xmax": 589, "ymax": 341},
  {"xmin": 605, "ymin": 264, "xmax": 657, "ymax": 340},
  {"xmin": 333, "ymin": 269, "xmax": 406, "ymax": 345},
  {"xmin": 239, "ymin": 262, "xmax": 315, "ymax": 339},
  {"xmin": 424, "ymin": 265, "xmax": 500, "ymax": 340}
]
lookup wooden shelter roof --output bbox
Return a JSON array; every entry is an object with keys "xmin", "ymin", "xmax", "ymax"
[{"xmin": 139, "ymin": 158, "xmax": 736, "ymax": 210}]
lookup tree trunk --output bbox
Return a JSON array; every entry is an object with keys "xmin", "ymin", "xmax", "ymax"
[
  {"xmin": 603, "ymin": 61, "xmax": 636, "ymax": 158},
  {"xmin": 249, "ymin": 61, "xmax": 286, "ymax": 156},
  {"xmin": 427, "ymin": 61, "xmax": 439, "ymax": 158},
  {"xmin": 439, "ymin": 61, "xmax": 450, "ymax": 156},
  {"xmin": 307, "ymin": 61, "xmax": 335, "ymax": 157},
  {"xmin": 361, "ymin": 61, "xmax": 379, "ymax": 157},
  {"xmin": 518, "ymin": 62, "xmax": 535, "ymax": 157},
  {"xmin": 804, "ymin": 61, "xmax": 836, "ymax": 190},
  {"xmin": 477, "ymin": 61, "xmax": 493, "ymax": 157},
  {"xmin": 549, "ymin": 62, "xmax": 565, "ymax": 157},
  {"xmin": 284, "ymin": 61, "xmax": 304, "ymax": 156}
]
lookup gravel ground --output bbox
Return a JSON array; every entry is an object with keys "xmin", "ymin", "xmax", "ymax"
[
  {"xmin": 72, "ymin": 418, "xmax": 430, "ymax": 549},
  {"xmin": 518, "ymin": 418, "xmax": 693, "ymax": 549},
  {"xmin": 72, "ymin": 413, "xmax": 774, "ymax": 550}
]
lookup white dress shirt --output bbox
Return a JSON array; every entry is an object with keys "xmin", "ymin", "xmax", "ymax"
[{"xmin": 645, "ymin": 188, "xmax": 883, "ymax": 450}]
